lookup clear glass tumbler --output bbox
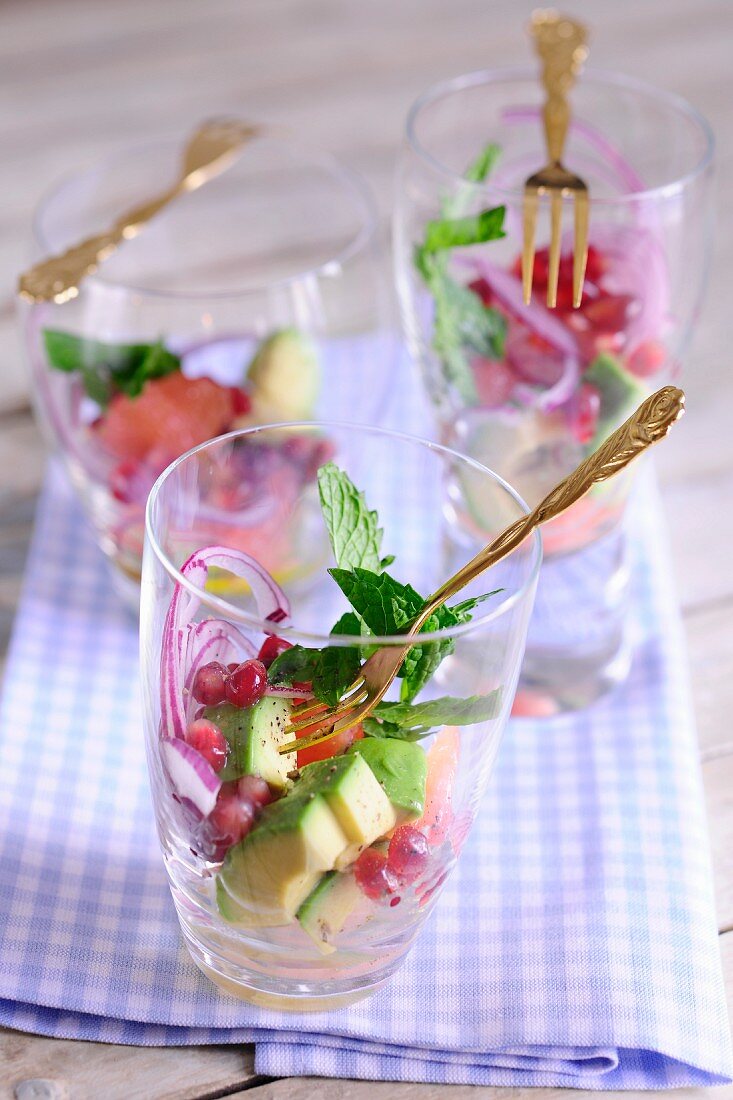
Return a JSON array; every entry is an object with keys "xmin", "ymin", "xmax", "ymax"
[
  {"xmin": 394, "ymin": 68, "xmax": 714, "ymax": 709},
  {"xmin": 141, "ymin": 424, "xmax": 540, "ymax": 1009},
  {"xmin": 19, "ymin": 135, "xmax": 394, "ymax": 607}
]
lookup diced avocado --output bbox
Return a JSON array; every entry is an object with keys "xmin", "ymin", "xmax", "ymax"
[
  {"xmin": 246, "ymin": 329, "xmax": 321, "ymax": 420},
  {"xmin": 218, "ymin": 754, "xmax": 397, "ymax": 925},
  {"xmin": 349, "ymin": 737, "xmax": 427, "ymax": 819},
  {"xmin": 204, "ymin": 698, "xmax": 294, "ymax": 789},
  {"xmin": 585, "ymin": 354, "xmax": 648, "ymax": 449},
  {"xmin": 296, "ymin": 869, "xmax": 363, "ymax": 954},
  {"xmin": 215, "ymin": 876, "xmax": 278, "ymax": 927},
  {"xmin": 309, "ymin": 752, "xmax": 397, "ymax": 869}
]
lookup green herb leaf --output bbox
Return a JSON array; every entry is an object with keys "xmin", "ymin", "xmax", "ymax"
[
  {"xmin": 317, "ymin": 462, "xmax": 387, "ymax": 572},
  {"xmin": 422, "ymin": 205, "xmax": 506, "ymax": 253},
  {"xmin": 42, "ymin": 329, "xmax": 180, "ymax": 405},
  {"xmin": 373, "ymin": 691, "xmax": 502, "ymax": 733},
  {"xmin": 328, "ymin": 567, "xmax": 423, "ymax": 637},
  {"xmin": 328, "ymin": 566, "xmax": 499, "ymax": 703},
  {"xmin": 463, "ymin": 142, "xmax": 501, "ymax": 185},
  {"xmin": 312, "ymin": 612, "xmax": 363, "ymax": 706},
  {"xmin": 267, "ymin": 645, "xmax": 322, "ymax": 687}
]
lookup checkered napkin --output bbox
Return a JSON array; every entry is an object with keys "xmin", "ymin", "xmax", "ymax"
[{"xmin": 0, "ymin": 452, "xmax": 731, "ymax": 1088}]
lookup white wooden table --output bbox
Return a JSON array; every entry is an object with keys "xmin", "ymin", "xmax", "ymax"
[{"xmin": 1, "ymin": 1, "xmax": 732, "ymax": 1096}]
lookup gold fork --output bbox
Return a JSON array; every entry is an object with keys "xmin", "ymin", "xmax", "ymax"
[
  {"xmin": 522, "ymin": 10, "xmax": 589, "ymax": 309},
  {"xmin": 17, "ymin": 118, "xmax": 261, "ymax": 305},
  {"xmin": 279, "ymin": 385, "xmax": 685, "ymax": 756}
]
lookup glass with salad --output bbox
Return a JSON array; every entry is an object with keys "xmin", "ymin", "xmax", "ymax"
[
  {"xmin": 141, "ymin": 424, "xmax": 540, "ymax": 1008},
  {"xmin": 20, "ymin": 135, "xmax": 393, "ymax": 607},
  {"xmin": 394, "ymin": 68, "xmax": 713, "ymax": 708}
]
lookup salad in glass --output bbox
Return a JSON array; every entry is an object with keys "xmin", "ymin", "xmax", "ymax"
[
  {"xmin": 21, "ymin": 136, "xmax": 392, "ymax": 606},
  {"xmin": 395, "ymin": 68, "xmax": 713, "ymax": 703},
  {"xmin": 141, "ymin": 425, "xmax": 539, "ymax": 1008}
]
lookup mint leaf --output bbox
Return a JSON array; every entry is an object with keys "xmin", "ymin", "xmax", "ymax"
[
  {"xmin": 267, "ymin": 614, "xmax": 364, "ymax": 707},
  {"xmin": 373, "ymin": 691, "xmax": 502, "ymax": 734},
  {"xmin": 450, "ymin": 590, "xmax": 503, "ymax": 617},
  {"xmin": 42, "ymin": 329, "xmax": 180, "ymax": 405},
  {"xmin": 312, "ymin": 612, "xmax": 363, "ymax": 707},
  {"xmin": 439, "ymin": 277, "xmax": 506, "ymax": 359},
  {"xmin": 413, "ymin": 142, "xmax": 506, "ymax": 405},
  {"xmin": 267, "ymin": 645, "xmax": 321, "ymax": 686},
  {"xmin": 329, "ymin": 568, "xmax": 423, "ymax": 636},
  {"xmin": 423, "ymin": 205, "xmax": 506, "ymax": 253},
  {"xmin": 463, "ymin": 142, "xmax": 501, "ymax": 185},
  {"xmin": 317, "ymin": 462, "xmax": 387, "ymax": 572},
  {"xmin": 328, "ymin": 566, "xmax": 499, "ymax": 703}
]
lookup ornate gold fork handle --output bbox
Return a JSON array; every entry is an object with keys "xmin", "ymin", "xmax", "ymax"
[
  {"xmin": 17, "ymin": 185, "xmax": 182, "ymax": 305},
  {"xmin": 278, "ymin": 385, "xmax": 685, "ymax": 756},
  {"xmin": 531, "ymin": 11, "xmax": 588, "ymax": 167},
  {"xmin": 421, "ymin": 385, "xmax": 683, "ymax": 621}
]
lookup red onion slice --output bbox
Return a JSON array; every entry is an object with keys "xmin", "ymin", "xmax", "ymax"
[
  {"xmin": 162, "ymin": 737, "xmax": 221, "ymax": 818},
  {"xmin": 160, "ymin": 545, "xmax": 290, "ymax": 740},
  {"xmin": 182, "ymin": 546, "xmax": 291, "ymax": 625}
]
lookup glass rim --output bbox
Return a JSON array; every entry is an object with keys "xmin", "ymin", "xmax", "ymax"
[
  {"xmin": 405, "ymin": 65, "xmax": 715, "ymax": 205},
  {"xmin": 31, "ymin": 134, "xmax": 380, "ymax": 302},
  {"xmin": 144, "ymin": 421, "xmax": 543, "ymax": 644}
]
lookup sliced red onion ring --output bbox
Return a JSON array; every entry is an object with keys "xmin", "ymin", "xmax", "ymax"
[
  {"xmin": 465, "ymin": 257, "xmax": 579, "ymax": 359},
  {"xmin": 160, "ymin": 546, "xmax": 290, "ymax": 740},
  {"xmin": 462, "ymin": 258, "xmax": 580, "ymax": 410},
  {"xmin": 162, "ymin": 737, "xmax": 221, "ymax": 818}
]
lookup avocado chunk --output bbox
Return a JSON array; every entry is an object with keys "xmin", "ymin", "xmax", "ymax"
[
  {"xmin": 218, "ymin": 753, "xmax": 395, "ymax": 926},
  {"xmin": 585, "ymin": 354, "xmax": 648, "ymax": 449},
  {"xmin": 204, "ymin": 697, "xmax": 294, "ymax": 789},
  {"xmin": 348, "ymin": 737, "xmax": 427, "ymax": 819},
  {"xmin": 246, "ymin": 328, "xmax": 321, "ymax": 421},
  {"xmin": 296, "ymin": 869, "xmax": 363, "ymax": 954}
]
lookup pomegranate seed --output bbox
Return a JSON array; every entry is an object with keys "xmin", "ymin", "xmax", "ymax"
[
  {"xmin": 192, "ymin": 661, "xmax": 229, "ymax": 706},
  {"xmin": 389, "ymin": 896, "xmax": 402, "ymax": 907},
  {"xmin": 467, "ymin": 276, "xmax": 493, "ymax": 306},
  {"xmin": 109, "ymin": 460, "xmax": 148, "ymax": 504},
  {"xmin": 354, "ymin": 848, "xmax": 398, "ymax": 901},
  {"xmin": 387, "ymin": 826, "xmax": 430, "ymax": 884},
  {"xmin": 572, "ymin": 382, "xmax": 601, "ymax": 445},
  {"xmin": 203, "ymin": 781, "xmax": 256, "ymax": 859},
  {"xmin": 229, "ymin": 387, "xmax": 252, "ymax": 417},
  {"xmin": 227, "ymin": 663, "xmax": 240, "ymax": 674},
  {"xmin": 237, "ymin": 774, "xmax": 273, "ymax": 809},
  {"xmin": 627, "ymin": 340, "xmax": 666, "ymax": 378},
  {"xmin": 185, "ymin": 719, "xmax": 228, "ymax": 773},
  {"xmin": 258, "ymin": 635, "xmax": 292, "ymax": 669},
  {"xmin": 472, "ymin": 356, "xmax": 516, "ymax": 408},
  {"xmin": 226, "ymin": 659, "xmax": 267, "ymax": 708}
]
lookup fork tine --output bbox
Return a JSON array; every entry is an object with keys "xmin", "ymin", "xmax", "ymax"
[
  {"xmin": 547, "ymin": 189, "xmax": 563, "ymax": 308},
  {"xmin": 279, "ymin": 694, "xmax": 369, "ymax": 755},
  {"xmin": 522, "ymin": 185, "xmax": 539, "ymax": 304},
  {"xmin": 572, "ymin": 188, "xmax": 589, "ymax": 308}
]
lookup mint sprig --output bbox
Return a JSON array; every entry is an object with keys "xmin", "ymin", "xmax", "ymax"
[
  {"xmin": 317, "ymin": 462, "xmax": 390, "ymax": 572},
  {"xmin": 363, "ymin": 690, "xmax": 502, "ymax": 740},
  {"xmin": 413, "ymin": 141, "xmax": 506, "ymax": 403},
  {"xmin": 43, "ymin": 329, "xmax": 180, "ymax": 405},
  {"xmin": 270, "ymin": 465, "xmax": 501, "ymax": 711}
]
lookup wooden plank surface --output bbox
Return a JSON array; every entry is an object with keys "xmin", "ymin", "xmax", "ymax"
[{"xmin": 1, "ymin": 0, "xmax": 732, "ymax": 1097}]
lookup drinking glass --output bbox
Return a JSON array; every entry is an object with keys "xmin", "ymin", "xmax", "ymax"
[
  {"xmin": 140, "ymin": 423, "xmax": 540, "ymax": 1009},
  {"xmin": 19, "ymin": 135, "xmax": 394, "ymax": 608},
  {"xmin": 394, "ymin": 68, "xmax": 714, "ymax": 709}
]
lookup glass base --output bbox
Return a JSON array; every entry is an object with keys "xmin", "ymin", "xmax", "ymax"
[
  {"xmin": 517, "ymin": 516, "xmax": 632, "ymax": 714},
  {"xmin": 517, "ymin": 635, "xmax": 632, "ymax": 714},
  {"xmin": 181, "ymin": 924, "xmax": 392, "ymax": 1012}
]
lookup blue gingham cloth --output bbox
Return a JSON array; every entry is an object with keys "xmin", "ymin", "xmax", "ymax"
[{"xmin": 0, "ymin": 455, "xmax": 731, "ymax": 1088}]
